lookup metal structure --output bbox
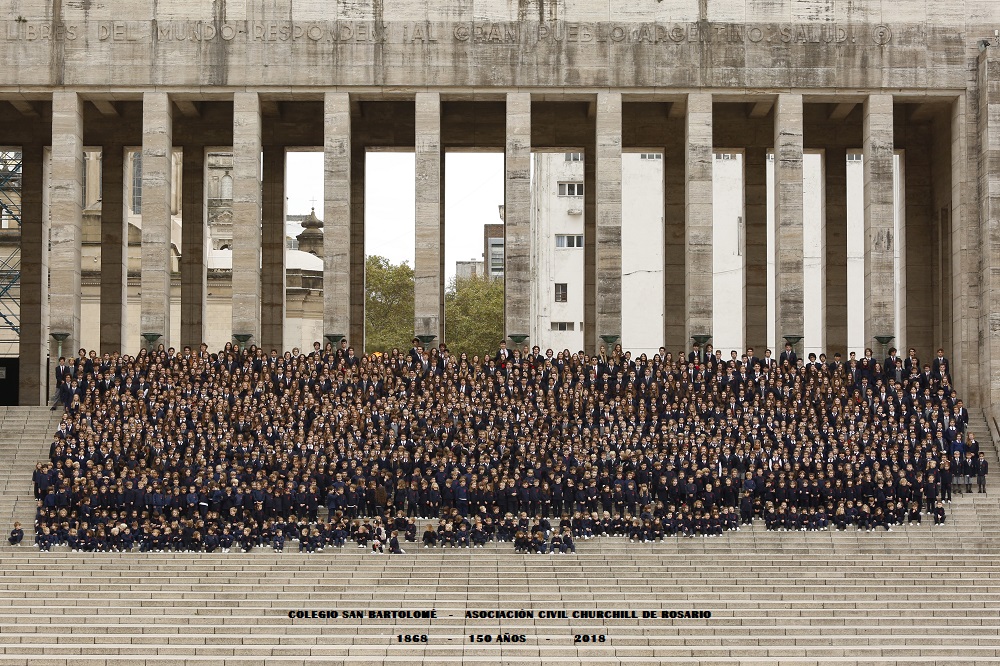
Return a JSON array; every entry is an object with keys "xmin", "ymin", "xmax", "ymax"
[{"xmin": 0, "ymin": 150, "xmax": 21, "ymax": 336}]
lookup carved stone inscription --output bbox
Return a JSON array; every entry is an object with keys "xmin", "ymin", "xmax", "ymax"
[{"xmin": 2, "ymin": 20, "xmax": 894, "ymax": 46}]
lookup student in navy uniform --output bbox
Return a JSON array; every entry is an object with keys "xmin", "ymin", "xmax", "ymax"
[
  {"xmin": 923, "ymin": 474, "xmax": 939, "ymax": 514},
  {"xmin": 962, "ymin": 452, "xmax": 977, "ymax": 493},
  {"xmin": 470, "ymin": 521, "xmax": 488, "ymax": 547},
  {"xmin": 530, "ymin": 530, "xmax": 547, "ymax": 553},
  {"xmin": 931, "ymin": 348, "xmax": 951, "ymax": 382},
  {"xmin": 779, "ymin": 342, "xmax": 797, "ymax": 367},
  {"xmin": 331, "ymin": 522, "xmax": 348, "ymax": 547},
  {"xmin": 832, "ymin": 505, "xmax": 848, "ymax": 531},
  {"xmin": 389, "ymin": 530, "xmax": 404, "ymax": 554},
  {"xmin": 238, "ymin": 527, "xmax": 254, "ymax": 553},
  {"xmin": 36, "ymin": 526, "xmax": 53, "ymax": 551},
  {"xmin": 204, "ymin": 528, "xmax": 220, "ymax": 553},
  {"xmin": 939, "ymin": 461, "xmax": 953, "ymax": 503},
  {"xmin": 975, "ymin": 453, "xmax": 988, "ymax": 493},
  {"xmin": 437, "ymin": 520, "xmax": 454, "ymax": 547},
  {"xmin": 7, "ymin": 521, "xmax": 23, "ymax": 546},
  {"xmin": 422, "ymin": 523, "xmax": 438, "ymax": 548},
  {"xmin": 404, "ymin": 519, "xmax": 417, "ymax": 543},
  {"xmin": 454, "ymin": 522, "xmax": 471, "ymax": 548},
  {"xmin": 497, "ymin": 514, "xmax": 515, "ymax": 542}
]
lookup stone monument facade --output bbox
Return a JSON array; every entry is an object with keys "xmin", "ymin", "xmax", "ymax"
[{"xmin": 0, "ymin": 0, "xmax": 998, "ymax": 427}]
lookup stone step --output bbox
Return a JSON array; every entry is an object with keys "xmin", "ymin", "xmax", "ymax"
[
  {"xmin": 0, "ymin": 643, "xmax": 997, "ymax": 657},
  {"xmin": 0, "ymin": 406, "xmax": 63, "ymax": 530},
  {"xmin": 4, "ymin": 624, "xmax": 1000, "ymax": 636},
  {"xmin": 968, "ymin": 407, "xmax": 999, "ymax": 463}
]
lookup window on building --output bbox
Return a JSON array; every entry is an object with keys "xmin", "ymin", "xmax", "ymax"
[
  {"xmin": 0, "ymin": 151, "xmax": 21, "ymax": 229},
  {"xmin": 551, "ymin": 322, "xmax": 575, "ymax": 331},
  {"xmin": 220, "ymin": 172, "xmax": 233, "ymax": 200},
  {"xmin": 131, "ymin": 152, "xmax": 142, "ymax": 214},
  {"xmin": 847, "ymin": 153, "xmax": 862, "ymax": 162},
  {"xmin": 555, "ymin": 234, "xmax": 584, "ymax": 248},
  {"xmin": 555, "ymin": 283, "xmax": 568, "ymax": 302},
  {"xmin": 714, "ymin": 153, "xmax": 737, "ymax": 161},
  {"xmin": 558, "ymin": 182, "xmax": 584, "ymax": 196},
  {"xmin": 488, "ymin": 238, "xmax": 505, "ymax": 277},
  {"xmin": 564, "ymin": 152, "xmax": 582, "ymax": 162},
  {"xmin": 639, "ymin": 153, "xmax": 662, "ymax": 160}
]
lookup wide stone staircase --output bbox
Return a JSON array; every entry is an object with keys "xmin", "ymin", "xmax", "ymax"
[
  {"xmin": 1, "ymin": 531, "xmax": 1000, "ymax": 665},
  {"xmin": 0, "ymin": 406, "xmax": 62, "ymax": 532},
  {"xmin": 970, "ymin": 408, "xmax": 1000, "ymax": 463},
  {"xmin": 0, "ymin": 406, "xmax": 996, "ymax": 664}
]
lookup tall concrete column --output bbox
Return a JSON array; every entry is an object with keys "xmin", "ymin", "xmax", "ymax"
[
  {"xmin": 977, "ymin": 56, "xmax": 1000, "ymax": 412},
  {"xmin": 663, "ymin": 135, "xmax": 687, "ymax": 354},
  {"xmin": 583, "ymin": 134, "xmax": 596, "ymax": 353},
  {"xmin": 744, "ymin": 146, "xmax": 768, "ymax": 352},
  {"xmin": 83, "ymin": 153, "xmax": 101, "ymax": 208},
  {"xmin": 663, "ymin": 135, "xmax": 685, "ymax": 354},
  {"xmin": 953, "ymin": 95, "xmax": 981, "ymax": 404},
  {"xmin": 324, "ymin": 92, "xmax": 352, "ymax": 346},
  {"xmin": 261, "ymin": 146, "xmax": 285, "ymax": 353},
  {"xmin": 232, "ymin": 92, "xmax": 263, "ymax": 345},
  {"xmin": 504, "ymin": 92, "xmax": 531, "ymax": 341},
  {"xmin": 99, "ymin": 144, "xmax": 127, "ymax": 354},
  {"xmin": 903, "ymin": 134, "xmax": 934, "ymax": 356},
  {"xmin": 863, "ymin": 94, "xmax": 896, "ymax": 349},
  {"xmin": 439, "ymin": 156, "xmax": 446, "ymax": 344},
  {"xmin": 773, "ymin": 93, "xmax": 805, "ymax": 344},
  {"xmin": 180, "ymin": 146, "xmax": 206, "ymax": 350},
  {"xmin": 930, "ymin": 198, "xmax": 945, "ymax": 352},
  {"xmin": 895, "ymin": 150, "xmax": 908, "ymax": 356},
  {"xmin": 823, "ymin": 147, "xmax": 848, "ymax": 355},
  {"xmin": 18, "ymin": 144, "xmax": 47, "ymax": 406},
  {"xmin": 350, "ymin": 141, "xmax": 366, "ymax": 349},
  {"xmin": 685, "ymin": 93, "xmax": 713, "ymax": 343},
  {"xmin": 414, "ymin": 92, "xmax": 443, "ymax": 342},
  {"xmin": 596, "ymin": 92, "xmax": 623, "ymax": 349},
  {"xmin": 140, "ymin": 92, "xmax": 173, "ymax": 350},
  {"xmin": 170, "ymin": 151, "xmax": 182, "ymax": 216},
  {"xmin": 50, "ymin": 91, "xmax": 84, "ymax": 359}
]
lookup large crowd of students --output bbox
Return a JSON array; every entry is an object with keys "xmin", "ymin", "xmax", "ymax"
[{"xmin": 13, "ymin": 336, "xmax": 990, "ymax": 553}]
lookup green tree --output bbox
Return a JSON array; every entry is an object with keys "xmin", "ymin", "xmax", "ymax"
[
  {"xmin": 364, "ymin": 255, "xmax": 414, "ymax": 355},
  {"xmin": 445, "ymin": 274, "xmax": 504, "ymax": 358}
]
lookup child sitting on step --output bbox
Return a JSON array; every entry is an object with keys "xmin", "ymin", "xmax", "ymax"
[
  {"xmin": 36, "ymin": 526, "xmax": 52, "ymax": 551},
  {"xmin": 7, "ymin": 522, "xmax": 23, "ymax": 546},
  {"xmin": 422, "ymin": 524, "xmax": 438, "ymax": 548}
]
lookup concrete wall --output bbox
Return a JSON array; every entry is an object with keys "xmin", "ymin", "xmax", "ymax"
[
  {"xmin": 621, "ymin": 153, "xmax": 664, "ymax": 358},
  {"xmin": 0, "ymin": 1, "xmax": 990, "ymax": 91},
  {"xmin": 530, "ymin": 152, "xmax": 585, "ymax": 353},
  {"xmin": 712, "ymin": 153, "xmax": 744, "ymax": 354}
]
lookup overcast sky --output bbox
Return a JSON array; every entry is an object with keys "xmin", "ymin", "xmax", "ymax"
[{"xmin": 285, "ymin": 152, "xmax": 505, "ymax": 282}]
